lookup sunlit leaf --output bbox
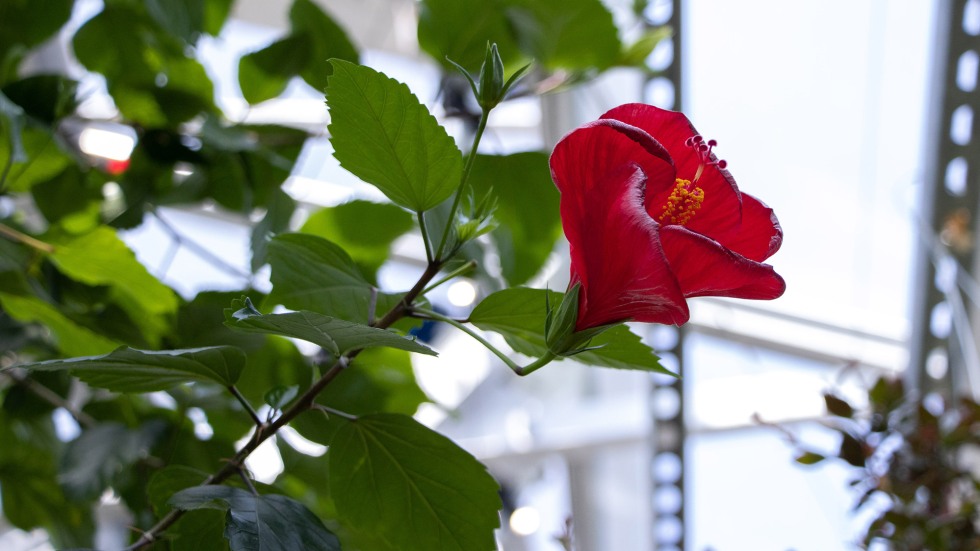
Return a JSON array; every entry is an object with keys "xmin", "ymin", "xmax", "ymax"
[
  {"xmin": 327, "ymin": 60, "xmax": 462, "ymax": 211},
  {"xmin": 0, "ymin": 292, "xmax": 118, "ymax": 357},
  {"xmin": 329, "ymin": 413, "xmax": 501, "ymax": 551}
]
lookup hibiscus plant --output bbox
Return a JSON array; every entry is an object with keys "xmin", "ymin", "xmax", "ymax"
[{"xmin": 0, "ymin": 1, "xmax": 784, "ymax": 550}]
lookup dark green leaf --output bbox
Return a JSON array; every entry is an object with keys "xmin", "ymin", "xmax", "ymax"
[
  {"xmin": 0, "ymin": 0, "xmax": 73, "ymax": 60},
  {"xmin": 299, "ymin": 200, "xmax": 414, "ymax": 281},
  {"xmin": 23, "ymin": 345, "xmax": 247, "ymax": 392},
  {"xmin": 838, "ymin": 432, "xmax": 866, "ymax": 468},
  {"xmin": 225, "ymin": 297, "xmax": 435, "ymax": 357},
  {"xmin": 145, "ymin": 0, "xmax": 206, "ymax": 44},
  {"xmin": 238, "ymin": 34, "xmax": 313, "ymax": 104},
  {"xmin": 329, "ymin": 413, "xmax": 501, "ymax": 551},
  {"xmin": 0, "ymin": 124, "xmax": 72, "ymax": 193},
  {"xmin": 31, "ymin": 166, "xmax": 103, "ymax": 229},
  {"xmin": 170, "ymin": 486, "xmax": 341, "ymax": 551},
  {"xmin": 251, "ymin": 188, "xmax": 296, "ymax": 270},
  {"xmin": 289, "ymin": 0, "xmax": 359, "ymax": 91},
  {"xmin": 266, "ymin": 233, "xmax": 394, "ymax": 323},
  {"xmin": 504, "ymin": 0, "xmax": 621, "ymax": 70},
  {"xmin": 148, "ymin": 465, "xmax": 211, "ymax": 515},
  {"xmin": 2, "ymin": 74, "xmax": 78, "ymax": 124},
  {"xmin": 468, "ymin": 152, "xmax": 561, "ymax": 285},
  {"xmin": 470, "ymin": 287, "xmax": 671, "ymax": 373},
  {"xmin": 59, "ymin": 421, "xmax": 166, "ymax": 501},
  {"xmin": 824, "ymin": 393, "xmax": 855, "ymax": 418},
  {"xmin": 418, "ymin": 0, "xmax": 523, "ymax": 71},
  {"xmin": 326, "ymin": 60, "xmax": 462, "ymax": 211}
]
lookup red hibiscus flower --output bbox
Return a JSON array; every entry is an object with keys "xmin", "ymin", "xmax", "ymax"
[{"xmin": 550, "ymin": 103, "xmax": 785, "ymax": 330}]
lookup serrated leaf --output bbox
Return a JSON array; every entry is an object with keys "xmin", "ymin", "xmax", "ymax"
[
  {"xmin": 0, "ymin": 293, "xmax": 119, "ymax": 357},
  {"xmin": 266, "ymin": 233, "xmax": 399, "ymax": 323},
  {"xmin": 170, "ymin": 486, "xmax": 341, "ymax": 551},
  {"xmin": 225, "ymin": 298, "xmax": 434, "ymax": 357},
  {"xmin": 470, "ymin": 287, "xmax": 671, "ymax": 374},
  {"xmin": 22, "ymin": 345, "xmax": 246, "ymax": 392},
  {"xmin": 326, "ymin": 59, "xmax": 462, "ymax": 211},
  {"xmin": 289, "ymin": 0, "xmax": 358, "ymax": 91},
  {"xmin": 468, "ymin": 152, "xmax": 561, "ymax": 285},
  {"xmin": 329, "ymin": 413, "xmax": 501, "ymax": 551}
]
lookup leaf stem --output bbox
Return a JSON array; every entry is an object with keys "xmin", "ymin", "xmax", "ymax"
[
  {"xmin": 312, "ymin": 403, "xmax": 358, "ymax": 421},
  {"xmin": 417, "ymin": 211, "xmax": 434, "ymax": 263},
  {"xmin": 412, "ymin": 306, "xmax": 557, "ymax": 376},
  {"xmin": 434, "ymin": 108, "xmax": 490, "ymax": 261},
  {"xmin": 228, "ymin": 385, "xmax": 263, "ymax": 427},
  {"xmin": 420, "ymin": 260, "xmax": 477, "ymax": 296},
  {"xmin": 0, "ymin": 222, "xmax": 55, "ymax": 253}
]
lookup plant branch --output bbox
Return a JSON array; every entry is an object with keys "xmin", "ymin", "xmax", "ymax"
[
  {"xmin": 435, "ymin": 108, "xmax": 490, "ymax": 261},
  {"xmin": 421, "ymin": 260, "xmax": 477, "ymax": 296},
  {"xmin": 126, "ymin": 257, "xmax": 447, "ymax": 549},
  {"xmin": 0, "ymin": 222, "xmax": 55, "ymax": 254},
  {"xmin": 1, "ymin": 369, "xmax": 96, "ymax": 428},
  {"xmin": 417, "ymin": 211, "xmax": 434, "ymax": 263}
]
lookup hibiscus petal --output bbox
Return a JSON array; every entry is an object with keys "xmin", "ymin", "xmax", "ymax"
[
  {"xmin": 551, "ymin": 123, "xmax": 689, "ymax": 327},
  {"xmin": 659, "ymin": 225, "xmax": 786, "ymax": 300},
  {"xmin": 711, "ymin": 192, "xmax": 783, "ymax": 262}
]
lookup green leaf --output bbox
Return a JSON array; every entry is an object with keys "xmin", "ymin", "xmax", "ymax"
[
  {"xmin": 266, "ymin": 233, "xmax": 397, "ymax": 323},
  {"xmin": 147, "ymin": 466, "xmax": 229, "ymax": 550},
  {"xmin": 504, "ymin": 0, "xmax": 621, "ymax": 71},
  {"xmin": 251, "ymin": 188, "xmax": 296, "ymax": 271},
  {"xmin": 0, "ymin": 0, "xmax": 73, "ymax": 60},
  {"xmin": 0, "ymin": 124, "xmax": 72, "ymax": 193},
  {"xmin": 470, "ymin": 288, "xmax": 671, "ymax": 374},
  {"xmin": 2, "ymin": 74, "xmax": 79, "ymax": 125},
  {"xmin": 823, "ymin": 393, "xmax": 855, "ymax": 418},
  {"xmin": 264, "ymin": 385, "xmax": 299, "ymax": 409},
  {"xmin": 59, "ymin": 421, "xmax": 166, "ymax": 501},
  {"xmin": 326, "ymin": 59, "xmax": 462, "ymax": 211},
  {"xmin": 170, "ymin": 486, "xmax": 341, "ymax": 551},
  {"xmin": 417, "ymin": 0, "xmax": 523, "ymax": 71},
  {"xmin": 48, "ymin": 226, "xmax": 179, "ymax": 343},
  {"xmin": 31, "ymin": 166, "xmax": 103, "ymax": 231},
  {"xmin": 619, "ymin": 26, "xmax": 672, "ymax": 67},
  {"xmin": 23, "ymin": 345, "xmax": 247, "ymax": 392},
  {"xmin": 329, "ymin": 413, "xmax": 501, "ymax": 551},
  {"xmin": 225, "ymin": 297, "xmax": 435, "ymax": 357},
  {"xmin": 795, "ymin": 451, "xmax": 826, "ymax": 465},
  {"xmin": 468, "ymin": 152, "xmax": 561, "ymax": 284},
  {"xmin": 145, "ymin": 0, "xmax": 206, "ymax": 44},
  {"xmin": 289, "ymin": 0, "xmax": 359, "ymax": 91},
  {"xmin": 299, "ymin": 200, "xmax": 414, "ymax": 281},
  {"xmin": 0, "ymin": 292, "xmax": 119, "ymax": 357},
  {"xmin": 238, "ymin": 34, "xmax": 313, "ymax": 104}
]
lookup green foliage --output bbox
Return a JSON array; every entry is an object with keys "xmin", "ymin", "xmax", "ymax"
[
  {"xmin": 24, "ymin": 346, "xmax": 246, "ymax": 392},
  {"xmin": 170, "ymin": 486, "xmax": 341, "ymax": 551},
  {"xmin": 326, "ymin": 59, "xmax": 463, "ymax": 211},
  {"xmin": 0, "ymin": 0, "xmax": 670, "ymax": 548},
  {"xmin": 329, "ymin": 413, "xmax": 502, "ymax": 551},
  {"xmin": 791, "ymin": 378, "xmax": 980, "ymax": 550},
  {"xmin": 471, "ymin": 287, "xmax": 671, "ymax": 373}
]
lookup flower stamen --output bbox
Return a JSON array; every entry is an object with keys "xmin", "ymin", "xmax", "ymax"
[
  {"xmin": 659, "ymin": 178, "xmax": 704, "ymax": 225},
  {"xmin": 685, "ymin": 134, "xmax": 728, "ymax": 183}
]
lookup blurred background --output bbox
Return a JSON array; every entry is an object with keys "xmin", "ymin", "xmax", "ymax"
[{"xmin": 2, "ymin": 0, "xmax": 978, "ymax": 550}]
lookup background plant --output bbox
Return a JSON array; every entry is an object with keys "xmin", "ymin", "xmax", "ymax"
[
  {"xmin": 0, "ymin": 1, "xmax": 670, "ymax": 549},
  {"xmin": 788, "ymin": 377, "xmax": 980, "ymax": 551}
]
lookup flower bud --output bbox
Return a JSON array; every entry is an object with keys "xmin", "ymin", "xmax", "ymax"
[{"xmin": 477, "ymin": 43, "xmax": 506, "ymax": 110}]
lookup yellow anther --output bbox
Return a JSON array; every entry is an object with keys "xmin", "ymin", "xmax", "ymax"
[{"xmin": 659, "ymin": 178, "xmax": 705, "ymax": 225}]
